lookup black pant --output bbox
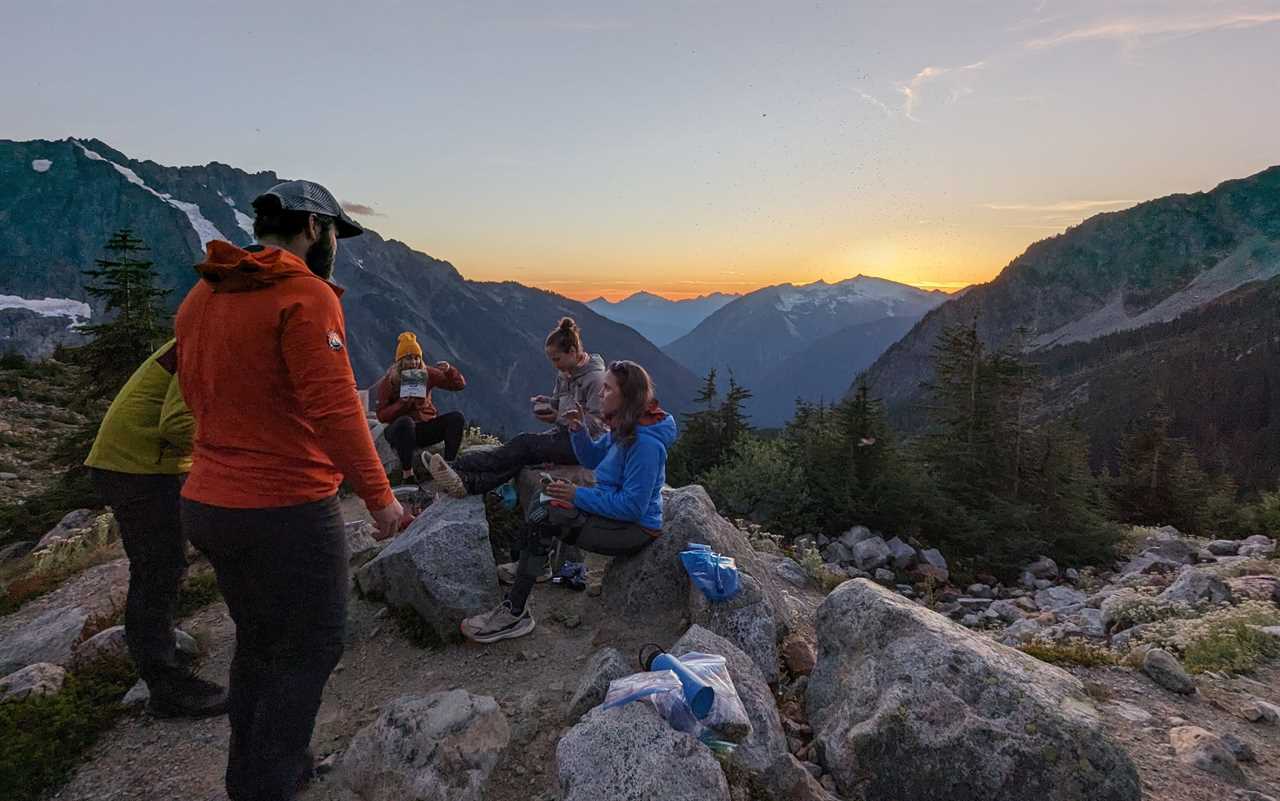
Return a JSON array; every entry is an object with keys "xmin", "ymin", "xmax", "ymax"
[
  {"xmin": 508, "ymin": 514, "xmax": 655, "ymax": 612},
  {"xmin": 383, "ymin": 410, "xmax": 465, "ymax": 470},
  {"xmin": 183, "ymin": 495, "xmax": 347, "ymax": 801},
  {"xmin": 90, "ymin": 469, "xmax": 188, "ymax": 685},
  {"xmin": 452, "ymin": 426, "xmax": 577, "ymax": 494}
]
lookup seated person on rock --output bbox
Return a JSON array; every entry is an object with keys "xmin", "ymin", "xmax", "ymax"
[
  {"xmin": 375, "ymin": 331, "xmax": 466, "ymax": 485},
  {"xmin": 460, "ymin": 360, "xmax": 677, "ymax": 643},
  {"xmin": 429, "ymin": 316, "xmax": 606, "ymax": 497}
]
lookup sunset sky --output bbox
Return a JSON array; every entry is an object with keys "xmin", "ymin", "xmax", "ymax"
[{"xmin": 5, "ymin": 1, "xmax": 1279, "ymax": 300}]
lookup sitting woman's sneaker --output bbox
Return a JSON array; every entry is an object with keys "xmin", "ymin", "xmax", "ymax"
[
  {"xmin": 461, "ymin": 600, "xmax": 535, "ymax": 643},
  {"xmin": 427, "ymin": 453, "xmax": 467, "ymax": 498}
]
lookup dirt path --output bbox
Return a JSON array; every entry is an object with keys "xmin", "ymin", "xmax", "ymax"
[{"xmin": 52, "ymin": 554, "xmax": 682, "ymax": 801}]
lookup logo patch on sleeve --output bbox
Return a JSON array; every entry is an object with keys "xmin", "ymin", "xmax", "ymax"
[{"xmin": 327, "ymin": 331, "xmax": 344, "ymax": 351}]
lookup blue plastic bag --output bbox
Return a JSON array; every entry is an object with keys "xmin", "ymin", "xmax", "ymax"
[
  {"xmin": 680, "ymin": 544, "xmax": 741, "ymax": 602},
  {"xmin": 497, "ymin": 482, "xmax": 518, "ymax": 510}
]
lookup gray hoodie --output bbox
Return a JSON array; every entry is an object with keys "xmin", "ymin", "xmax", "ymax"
[{"xmin": 550, "ymin": 353, "xmax": 607, "ymax": 436}]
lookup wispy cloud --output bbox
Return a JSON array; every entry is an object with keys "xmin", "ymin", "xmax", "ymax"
[
  {"xmin": 1025, "ymin": 11, "xmax": 1280, "ymax": 49},
  {"xmin": 982, "ymin": 199, "xmax": 1137, "ymax": 212},
  {"xmin": 895, "ymin": 61, "xmax": 985, "ymax": 121},
  {"xmin": 855, "ymin": 89, "xmax": 893, "ymax": 117},
  {"xmin": 341, "ymin": 201, "xmax": 383, "ymax": 217}
]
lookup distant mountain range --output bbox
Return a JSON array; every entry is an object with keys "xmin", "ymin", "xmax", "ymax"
[
  {"xmin": 663, "ymin": 276, "xmax": 950, "ymax": 425},
  {"xmin": 856, "ymin": 165, "xmax": 1280, "ymax": 487},
  {"xmin": 0, "ymin": 138, "xmax": 699, "ymax": 436},
  {"xmin": 586, "ymin": 291, "xmax": 738, "ymax": 347}
]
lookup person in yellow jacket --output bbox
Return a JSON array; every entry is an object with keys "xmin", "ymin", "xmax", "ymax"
[{"xmin": 85, "ymin": 339, "xmax": 227, "ymax": 718}]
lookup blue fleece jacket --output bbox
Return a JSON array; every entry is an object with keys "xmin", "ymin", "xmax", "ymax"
[{"xmin": 570, "ymin": 412, "xmax": 678, "ymax": 530}]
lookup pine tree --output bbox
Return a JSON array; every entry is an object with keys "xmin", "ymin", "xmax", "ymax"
[
  {"xmin": 75, "ymin": 229, "xmax": 172, "ymax": 402},
  {"xmin": 667, "ymin": 369, "xmax": 724, "ymax": 485},
  {"xmin": 719, "ymin": 372, "xmax": 753, "ymax": 446},
  {"xmin": 1110, "ymin": 402, "xmax": 1218, "ymax": 533}
]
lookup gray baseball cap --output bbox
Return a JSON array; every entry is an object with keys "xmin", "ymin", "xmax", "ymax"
[{"xmin": 252, "ymin": 179, "xmax": 364, "ymax": 238}]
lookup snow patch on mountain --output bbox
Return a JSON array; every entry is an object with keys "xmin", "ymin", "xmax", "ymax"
[
  {"xmin": 75, "ymin": 141, "xmax": 226, "ymax": 248},
  {"xmin": 217, "ymin": 191, "xmax": 256, "ymax": 239},
  {"xmin": 30, "ymin": 159, "xmax": 52, "ymax": 173},
  {"xmin": 0, "ymin": 295, "xmax": 91, "ymax": 322},
  {"xmin": 774, "ymin": 276, "xmax": 942, "ymax": 316}
]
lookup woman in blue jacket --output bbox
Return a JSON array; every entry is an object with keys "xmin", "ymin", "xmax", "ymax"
[{"xmin": 461, "ymin": 360, "xmax": 677, "ymax": 643}]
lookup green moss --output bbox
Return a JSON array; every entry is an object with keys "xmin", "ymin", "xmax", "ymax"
[
  {"xmin": 1183, "ymin": 622, "xmax": 1280, "ymax": 674},
  {"xmin": 1020, "ymin": 640, "xmax": 1119, "ymax": 668},
  {"xmin": 0, "ymin": 654, "xmax": 137, "ymax": 801}
]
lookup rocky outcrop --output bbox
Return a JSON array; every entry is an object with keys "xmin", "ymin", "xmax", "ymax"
[
  {"xmin": 1158, "ymin": 567, "xmax": 1233, "ymax": 606},
  {"xmin": 566, "ymin": 647, "xmax": 632, "ymax": 723},
  {"xmin": 0, "ymin": 662, "xmax": 66, "ymax": 701},
  {"xmin": 557, "ymin": 702, "xmax": 731, "ymax": 801},
  {"xmin": 1169, "ymin": 726, "xmax": 1247, "ymax": 784},
  {"xmin": 672, "ymin": 624, "xmax": 787, "ymax": 778},
  {"xmin": 0, "ymin": 558, "xmax": 129, "ymax": 675},
  {"xmin": 339, "ymin": 690, "xmax": 510, "ymax": 801},
  {"xmin": 807, "ymin": 579, "xmax": 1141, "ymax": 801},
  {"xmin": 688, "ymin": 573, "xmax": 780, "ymax": 684},
  {"xmin": 355, "ymin": 496, "xmax": 499, "ymax": 643}
]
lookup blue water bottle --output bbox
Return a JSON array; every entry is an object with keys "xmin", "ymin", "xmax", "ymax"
[{"xmin": 641, "ymin": 645, "xmax": 715, "ymax": 718}]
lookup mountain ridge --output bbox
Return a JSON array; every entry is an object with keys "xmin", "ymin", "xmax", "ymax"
[{"xmin": 0, "ymin": 137, "xmax": 699, "ymax": 435}]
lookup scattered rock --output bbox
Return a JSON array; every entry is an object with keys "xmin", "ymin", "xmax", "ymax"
[
  {"xmin": 1120, "ymin": 550, "xmax": 1188, "ymax": 577},
  {"xmin": 557, "ymin": 703, "xmax": 731, "ymax": 801},
  {"xmin": 989, "ymin": 599, "xmax": 1024, "ymax": 624},
  {"xmin": 355, "ymin": 496, "xmax": 499, "ymax": 643},
  {"xmin": 781, "ymin": 630, "xmax": 817, "ymax": 676},
  {"xmin": 1220, "ymin": 733, "xmax": 1256, "ymax": 763},
  {"xmin": 807, "ymin": 579, "xmax": 1140, "ymax": 801},
  {"xmin": 1063, "ymin": 608, "xmax": 1105, "ymax": 639},
  {"xmin": 967, "ymin": 583, "xmax": 995, "ymax": 599},
  {"xmin": 340, "ymin": 690, "xmax": 510, "ymax": 801},
  {"xmin": 0, "ymin": 558, "xmax": 130, "ymax": 675},
  {"xmin": 1034, "ymin": 585, "xmax": 1087, "ymax": 614},
  {"xmin": 917, "ymin": 548, "xmax": 949, "ymax": 583},
  {"xmin": 0, "ymin": 540, "xmax": 35, "ymax": 563},
  {"xmin": 759, "ymin": 753, "xmax": 840, "ymax": 801},
  {"xmin": 999, "ymin": 617, "xmax": 1044, "ymax": 645},
  {"xmin": 69, "ymin": 625, "xmax": 197, "ymax": 668},
  {"xmin": 565, "ymin": 647, "xmax": 632, "ymax": 723},
  {"xmin": 1106, "ymin": 700, "xmax": 1153, "ymax": 724},
  {"xmin": 1239, "ymin": 535, "xmax": 1276, "ymax": 558},
  {"xmin": 1226, "ymin": 575, "xmax": 1280, "ymax": 603},
  {"xmin": 122, "ymin": 679, "xmax": 150, "ymax": 708},
  {"xmin": 837, "ymin": 526, "xmax": 874, "ymax": 549},
  {"xmin": 873, "ymin": 568, "xmax": 895, "ymax": 584},
  {"xmin": 35, "ymin": 508, "xmax": 96, "ymax": 549},
  {"xmin": 1206, "ymin": 540, "xmax": 1241, "ymax": 556},
  {"xmin": 673, "ymin": 624, "xmax": 787, "ymax": 776},
  {"xmin": 768, "ymin": 556, "xmax": 811, "ymax": 589},
  {"xmin": 884, "ymin": 537, "xmax": 916, "ymax": 570},
  {"xmin": 688, "ymin": 573, "xmax": 780, "ymax": 684},
  {"xmin": 1241, "ymin": 699, "xmax": 1280, "ymax": 725},
  {"xmin": 1168, "ymin": 726, "xmax": 1246, "ymax": 784},
  {"xmin": 1141, "ymin": 649, "xmax": 1196, "ymax": 695},
  {"xmin": 1158, "ymin": 568, "xmax": 1233, "ymax": 606},
  {"xmin": 1026, "ymin": 556, "xmax": 1059, "ymax": 579},
  {"xmin": 345, "ymin": 520, "xmax": 382, "ymax": 564},
  {"xmin": 821, "ymin": 542, "xmax": 853, "ymax": 565},
  {"xmin": 0, "ymin": 662, "xmax": 66, "ymax": 701},
  {"xmin": 851, "ymin": 537, "xmax": 891, "ymax": 572}
]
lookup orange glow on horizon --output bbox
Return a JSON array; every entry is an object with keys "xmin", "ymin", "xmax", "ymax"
[{"xmin": 555, "ymin": 278, "xmax": 973, "ymax": 304}]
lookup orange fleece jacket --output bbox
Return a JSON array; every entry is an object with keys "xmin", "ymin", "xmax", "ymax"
[{"xmin": 175, "ymin": 242, "xmax": 393, "ymax": 512}]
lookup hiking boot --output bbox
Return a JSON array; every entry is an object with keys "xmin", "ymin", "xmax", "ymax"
[
  {"xmin": 497, "ymin": 561, "xmax": 552, "ymax": 585},
  {"xmin": 147, "ymin": 674, "xmax": 229, "ymax": 719},
  {"xmin": 460, "ymin": 600, "xmax": 535, "ymax": 643},
  {"xmin": 426, "ymin": 453, "xmax": 467, "ymax": 498}
]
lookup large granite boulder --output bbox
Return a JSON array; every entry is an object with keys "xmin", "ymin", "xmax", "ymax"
[
  {"xmin": 688, "ymin": 573, "xmax": 780, "ymax": 684},
  {"xmin": 0, "ymin": 558, "xmax": 129, "ymax": 675},
  {"xmin": 672, "ymin": 624, "xmax": 787, "ymax": 779},
  {"xmin": 340, "ymin": 690, "xmax": 509, "ymax": 801},
  {"xmin": 807, "ymin": 579, "xmax": 1141, "ymax": 801},
  {"xmin": 851, "ymin": 536, "xmax": 891, "ymax": 572},
  {"xmin": 356, "ymin": 496, "xmax": 499, "ymax": 642},
  {"xmin": 602, "ymin": 485, "xmax": 788, "ymax": 635},
  {"xmin": 557, "ymin": 702, "xmax": 731, "ymax": 801},
  {"xmin": 34, "ymin": 508, "xmax": 97, "ymax": 550},
  {"xmin": 367, "ymin": 421, "xmax": 401, "ymax": 475}
]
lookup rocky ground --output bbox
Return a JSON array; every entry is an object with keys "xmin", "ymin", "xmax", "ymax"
[
  {"xmin": 2, "ymin": 392, "xmax": 1279, "ymax": 801},
  {"xmin": 0, "ymin": 358, "xmax": 90, "ymax": 508}
]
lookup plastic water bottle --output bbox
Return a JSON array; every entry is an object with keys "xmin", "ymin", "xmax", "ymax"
[{"xmin": 644, "ymin": 650, "xmax": 715, "ymax": 718}]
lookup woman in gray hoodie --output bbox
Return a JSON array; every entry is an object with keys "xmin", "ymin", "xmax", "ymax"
[{"xmin": 427, "ymin": 317, "xmax": 606, "ymax": 497}]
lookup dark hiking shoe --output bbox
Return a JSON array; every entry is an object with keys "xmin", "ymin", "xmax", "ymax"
[
  {"xmin": 461, "ymin": 600, "xmax": 535, "ymax": 643},
  {"xmin": 147, "ymin": 675, "xmax": 229, "ymax": 719}
]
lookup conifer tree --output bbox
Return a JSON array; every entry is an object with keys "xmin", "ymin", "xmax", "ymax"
[{"xmin": 75, "ymin": 229, "xmax": 171, "ymax": 401}]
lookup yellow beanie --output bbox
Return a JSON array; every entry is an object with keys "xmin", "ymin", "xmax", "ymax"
[{"xmin": 395, "ymin": 332, "xmax": 423, "ymax": 361}]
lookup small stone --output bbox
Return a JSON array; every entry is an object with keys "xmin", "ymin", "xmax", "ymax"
[
  {"xmin": 820, "ymin": 775, "xmax": 837, "ymax": 792},
  {"xmin": 1169, "ymin": 726, "xmax": 1246, "ymax": 784},
  {"xmin": 1026, "ymin": 556, "xmax": 1059, "ymax": 579},
  {"xmin": 873, "ymin": 568, "xmax": 894, "ymax": 584},
  {"xmin": 966, "ymin": 583, "xmax": 994, "ymax": 599},
  {"xmin": 1064, "ymin": 568, "xmax": 1081, "ymax": 582},
  {"xmin": 1241, "ymin": 699, "xmax": 1279, "ymax": 724},
  {"xmin": 122, "ymin": 679, "xmax": 150, "ymax": 708},
  {"xmin": 1033, "ymin": 578, "xmax": 1053, "ymax": 590},
  {"xmin": 0, "ymin": 662, "xmax": 66, "ymax": 701},
  {"xmin": 781, "ymin": 632, "xmax": 817, "ymax": 677},
  {"xmin": 1220, "ymin": 733, "xmax": 1255, "ymax": 763},
  {"xmin": 960, "ymin": 614, "xmax": 980, "ymax": 627},
  {"xmin": 1142, "ymin": 649, "xmax": 1196, "ymax": 695}
]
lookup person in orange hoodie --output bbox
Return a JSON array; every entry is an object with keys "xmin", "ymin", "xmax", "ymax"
[
  {"xmin": 175, "ymin": 180, "xmax": 405, "ymax": 801},
  {"xmin": 375, "ymin": 332, "xmax": 466, "ymax": 485}
]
